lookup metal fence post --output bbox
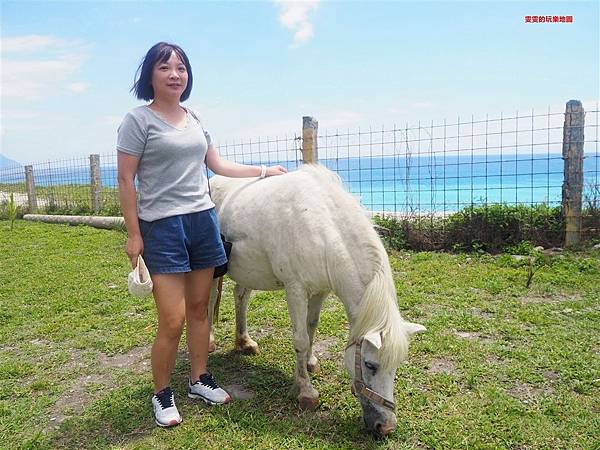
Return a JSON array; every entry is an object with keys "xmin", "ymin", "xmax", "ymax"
[
  {"xmin": 90, "ymin": 154, "xmax": 102, "ymax": 213},
  {"xmin": 302, "ymin": 116, "xmax": 319, "ymax": 164},
  {"xmin": 562, "ymin": 99, "xmax": 585, "ymax": 247},
  {"xmin": 25, "ymin": 165, "xmax": 38, "ymax": 213}
]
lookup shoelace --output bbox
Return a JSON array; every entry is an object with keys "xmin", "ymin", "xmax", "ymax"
[
  {"xmin": 197, "ymin": 372, "xmax": 219, "ymax": 390},
  {"xmin": 155, "ymin": 387, "xmax": 174, "ymax": 409}
]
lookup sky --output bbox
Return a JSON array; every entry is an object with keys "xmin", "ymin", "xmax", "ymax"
[{"xmin": 0, "ymin": 0, "xmax": 598, "ymax": 164}]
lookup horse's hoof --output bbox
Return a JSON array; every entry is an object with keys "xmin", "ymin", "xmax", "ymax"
[
  {"xmin": 307, "ymin": 361, "xmax": 321, "ymax": 373},
  {"xmin": 235, "ymin": 339, "xmax": 260, "ymax": 355},
  {"xmin": 298, "ymin": 396, "xmax": 318, "ymax": 411}
]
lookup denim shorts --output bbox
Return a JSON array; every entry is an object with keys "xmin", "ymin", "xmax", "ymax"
[{"xmin": 139, "ymin": 208, "xmax": 228, "ymax": 275}]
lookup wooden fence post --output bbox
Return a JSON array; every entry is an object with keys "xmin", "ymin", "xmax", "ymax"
[
  {"xmin": 90, "ymin": 154, "xmax": 102, "ymax": 213},
  {"xmin": 24, "ymin": 165, "xmax": 37, "ymax": 213},
  {"xmin": 302, "ymin": 116, "xmax": 318, "ymax": 164},
  {"xmin": 562, "ymin": 100, "xmax": 585, "ymax": 247}
]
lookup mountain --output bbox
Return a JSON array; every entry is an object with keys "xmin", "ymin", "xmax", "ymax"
[{"xmin": 0, "ymin": 154, "xmax": 21, "ymax": 169}]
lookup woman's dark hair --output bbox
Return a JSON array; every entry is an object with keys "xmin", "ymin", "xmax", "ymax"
[{"xmin": 131, "ymin": 42, "xmax": 193, "ymax": 101}]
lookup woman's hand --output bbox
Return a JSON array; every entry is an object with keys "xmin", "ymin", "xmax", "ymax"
[
  {"xmin": 206, "ymin": 147, "xmax": 288, "ymax": 178},
  {"xmin": 266, "ymin": 165, "xmax": 287, "ymax": 177},
  {"xmin": 125, "ymin": 234, "xmax": 144, "ymax": 268}
]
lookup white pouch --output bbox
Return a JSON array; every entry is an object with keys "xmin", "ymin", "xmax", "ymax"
[{"xmin": 128, "ymin": 255, "xmax": 153, "ymax": 298}]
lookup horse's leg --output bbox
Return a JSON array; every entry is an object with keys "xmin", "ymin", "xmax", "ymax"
[
  {"xmin": 306, "ymin": 292, "xmax": 327, "ymax": 373},
  {"xmin": 207, "ymin": 280, "xmax": 218, "ymax": 352},
  {"xmin": 234, "ymin": 284, "xmax": 259, "ymax": 355},
  {"xmin": 285, "ymin": 283, "xmax": 319, "ymax": 410}
]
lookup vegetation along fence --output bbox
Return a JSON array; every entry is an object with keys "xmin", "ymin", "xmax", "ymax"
[{"xmin": 1, "ymin": 100, "xmax": 598, "ymax": 251}]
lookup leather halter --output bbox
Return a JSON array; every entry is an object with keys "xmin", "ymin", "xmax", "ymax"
[{"xmin": 347, "ymin": 338, "xmax": 396, "ymax": 411}]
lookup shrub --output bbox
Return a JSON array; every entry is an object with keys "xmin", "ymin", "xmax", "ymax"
[
  {"xmin": 0, "ymin": 196, "xmax": 25, "ymax": 222},
  {"xmin": 373, "ymin": 203, "xmax": 567, "ymax": 253},
  {"xmin": 372, "ymin": 214, "xmax": 408, "ymax": 250},
  {"xmin": 7, "ymin": 194, "xmax": 18, "ymax": 230},
  {"xmin": 443, "ymin": 204, "xmax": 564, "ymax": 253},
  {"xmin": 583, "ymin": 182, "xmax": 600, "ymax": 241}
]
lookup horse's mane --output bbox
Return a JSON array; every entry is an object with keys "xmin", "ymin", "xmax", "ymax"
[
  {"xmin": 350, "ymin": 262, "xmax": 409, "ymax": 370},
  {"xmin": 300, "ymin": 164, "xmax": 410, "ymax": 370}
]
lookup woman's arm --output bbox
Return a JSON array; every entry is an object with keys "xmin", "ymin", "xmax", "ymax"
[
  {"xmin": 117, "ymin": 152, "xmax": 144, "ymax": 268},
  {"xmin": 205, "ymin": 146, "xmax": 287, "ymax": 178}
]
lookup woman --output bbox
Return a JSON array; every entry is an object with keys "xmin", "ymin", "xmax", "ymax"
[{"xmin": 117, "ymin": 42, "xmax": 286, "ymax": 427}]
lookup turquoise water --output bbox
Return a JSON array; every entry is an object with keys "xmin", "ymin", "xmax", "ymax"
[
  {"xmin": 321, "ymin": 154, "xmax": 598, "ymax": 213},
  {"xmin": 3, "ymin": 153, "xmax": 598, "ymax": 214}
]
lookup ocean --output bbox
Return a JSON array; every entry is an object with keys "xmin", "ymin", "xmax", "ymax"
[{"xmin": 3, "ymin": 153, "xmax": 598, "ymax": 213}]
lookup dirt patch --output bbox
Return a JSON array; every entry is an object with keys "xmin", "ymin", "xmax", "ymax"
[
  {"xmin": 404, "ymin": 438, "xmax": 428, "ymax": 450},
  {"xmin": 454, "ymin": 330, "xmax": 496, "ymax": 343},
  {"xmin": 46, "ymin": 375, "xmax": 111, "ymax": 432},
  {"xmin": 25, "ymin": 339, "xmax": 93, "ymax": 372},
  {"xmin": 470, "ymin": 308, "xmax": 495, "ymax": 319},
  {"xmin": 542, "ymin": 370, "xmax": 559, "ymax": 382},
  {"xmin": 97, "ymin": 345, "xmax": 151, "ymax": 373},
  {"xmin": 427, "ymin": 358, "xmax": 459, "ymax": 375},
  {"xmin": 249, "ymin": 326, "xmax": 275, "ymax": 340},
  {"xmin": 486, "ymin": 354, "xmax": 504, "ymax": 365},
  {"xmin": 44, "ymin": 345, "xmax": 152, "ymax": 433},
  {"xmin": 224, "ymin": 383, "xmax": 256, "ymax": 400},
  {"xmin": 520, "ymin": 293, "xmax": 582, "ymax": 305},
  {"xmin": 409, "ymin": 303, "xmax": 453, "ymax": 321},
  {"xmin": 312, "ymin": 336, "xmax": 338, "ymax": 360},
  {"xmin": 506, "ymin": 382, "xmax": 553, "ymax": 404}
]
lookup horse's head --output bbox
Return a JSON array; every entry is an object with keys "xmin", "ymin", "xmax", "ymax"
[{"xmin": 344, "ymin": 322, "xmax": 425, "ymax": 436}]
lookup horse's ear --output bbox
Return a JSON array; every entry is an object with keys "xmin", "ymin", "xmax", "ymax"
[
  {"xmin": 363, "ymin": 331, "xmax": 382, "ymax": 349},
  {"xmin": 404, "ymin": 322, "xmax": 426, "ymax": 336}
]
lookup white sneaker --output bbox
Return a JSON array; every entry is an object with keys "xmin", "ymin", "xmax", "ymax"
[
  {"xmin": 152, "ymin": 387, "xmax": 182, "ymax": 427},
  {"xmin": 188, "ymin": 372, "xmax": 231, "ymax": 405}
]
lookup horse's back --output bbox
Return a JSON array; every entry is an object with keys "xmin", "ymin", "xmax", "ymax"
[
  {"xmin": 210, "ymin": 165, "xmax": 381, "ymax": 292},
  {"xmin": 212, "ymin": 165, "xmax": 369, "ymax": 228}
]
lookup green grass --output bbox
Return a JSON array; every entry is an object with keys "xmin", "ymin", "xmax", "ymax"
[{"xmin": 1, "ymin": 221, "xmax": 599, "ymax": 449}]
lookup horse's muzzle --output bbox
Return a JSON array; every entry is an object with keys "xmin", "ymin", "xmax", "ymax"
[
  {"xmin": 360, "ymin": 397, "xmax": 397, "ymax": 437},
  {"xmin": 375, "ymin": 417, "xmax": 397, "ymax": 436}
]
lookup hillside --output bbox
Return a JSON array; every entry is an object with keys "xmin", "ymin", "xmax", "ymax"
[{"xmin": 0, "ymin": 154, "xmax": 21, "ymax": 169}]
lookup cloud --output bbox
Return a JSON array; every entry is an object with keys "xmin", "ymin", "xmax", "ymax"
[
  {"xmin": 389, "ymin": 107, "xmax": 408, "ymax": 115},
  {"xmin": 103, "ymin": 115, "xmax": 124, "ymax": 127},
  {"xmin": 317, "ymin": 110, "xmax": 364, "ymax": 130},
  {"xmin": 582, "ymin": 99, "xmax": 599, "ymax": 111},
  {"xmin": 226, "ymin": 109, "xmax": 364, "ymax": 142},
  {"xmin": 412, "ymin": 101, "xmax": 434, "ymax": 109},
  {"xmin": 1, "ymin": 110, "xmax": 44, "ymax": 137},
  {"xmin": 1, "ymin": 35, "xmax": 67, "ymax": 53},
  {"xmin": 0, "ymin": 35, "xmax": 89, "ymax": 101},
  {"xmin": 1, "ymin": 110, "xmax": 41, "ymax": 120},
  {"xmin": 68, "ymin": 82, "xmax": 91, "ymax": 93},
  {"xmin": 2, "ymin": 57, "xmax": 84, "ymax": 100},
  {"xmin": 273, "ymin": 0, "xmax": 320, "ymax": 46}
]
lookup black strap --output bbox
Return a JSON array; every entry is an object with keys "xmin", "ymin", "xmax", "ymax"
[{"xmin": 184, "ymin": 107, "xmax": 213, "ymax": 196}]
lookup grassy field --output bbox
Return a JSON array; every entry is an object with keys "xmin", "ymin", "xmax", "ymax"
[{"xmin": 0, "ymin": 220, "xmax": 598, "ymax": 450}]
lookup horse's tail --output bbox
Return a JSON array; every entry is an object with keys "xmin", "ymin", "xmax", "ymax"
[{"xmin": 350, "ymin": 260, "xmax": 410, "ymax": 370}]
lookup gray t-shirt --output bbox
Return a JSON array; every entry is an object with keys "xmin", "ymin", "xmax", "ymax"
[{"xmin": 116, "ymin": 105, "xmax": 214, "ymax": 222}]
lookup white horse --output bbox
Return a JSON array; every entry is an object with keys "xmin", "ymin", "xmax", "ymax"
[{"xmin": 208, "ymin": 164, "xmax": 425, "ymax": 436}]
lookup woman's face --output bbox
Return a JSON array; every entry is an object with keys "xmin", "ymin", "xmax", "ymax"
[{"xmin": 151, "ymin": 51, "xmax": 188, "ymax": 100}]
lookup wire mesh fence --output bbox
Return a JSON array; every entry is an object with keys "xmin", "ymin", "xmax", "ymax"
[
  {"xmin": 318, "ymin": 111, "xmax": 568, "ymax": 215},
  {"xmin": 217, "ymin": 108, "xmax": 598, "ymax": 214},
  {"xmin": 217, "ymin": 134, "xmax": 303, "ymax": 169},
  {"xmin": 0, "ymin": 153, "xmax": 121, "ymax": 216},
  {"xmin": 1, "ymin": 101, "xmax": 598, "ymax": 248}
]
